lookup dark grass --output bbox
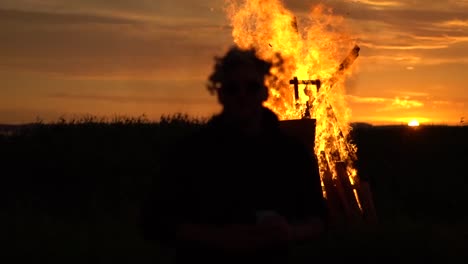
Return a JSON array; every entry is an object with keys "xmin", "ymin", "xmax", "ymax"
[{"xmin": 1, "ymin": 117, "xmax": 467, "ymax": 263}]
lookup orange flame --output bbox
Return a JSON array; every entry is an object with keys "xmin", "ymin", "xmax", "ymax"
[{"xmin": 225, "ymin": 0, "xmax": 360, "ymax": 199}]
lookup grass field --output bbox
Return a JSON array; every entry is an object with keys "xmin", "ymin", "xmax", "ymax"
[{"xmin": 1, "ymin": 116, "xmax": 467, "ymax": 263}]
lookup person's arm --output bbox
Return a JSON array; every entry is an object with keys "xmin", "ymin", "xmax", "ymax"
[
  {"xmin": 175, "ymin": 219, "xmax": 292, "ymax": 252},
  {"xmin": 140, "ymin": 169, "xmax": 180, "ymax": 245},
  {"xmin": 290, "ymin": 216, "xmax": 325, "ymax": 241},
  {"xmin": 255, "ymin": 213, "xmax": 325, "ymax": 242},
  {"xmin": 140, "ymin": 142, "xmax": 191, "ymax": 246},
  {"xmin": 290, "ymin": 146, "xmax": 329, "ymax": 242}
]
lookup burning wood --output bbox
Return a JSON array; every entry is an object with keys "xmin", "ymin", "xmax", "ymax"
[{"xmin": 282, "ymin": 46, "xmax": 378, "ymax": 228}]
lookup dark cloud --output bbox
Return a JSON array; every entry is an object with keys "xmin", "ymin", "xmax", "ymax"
[
  {"xmin": 341, "ymin": 6, "xmax": 468, "ymax": 24},
  {"xmin": 0, "ymin": 7, "xmax": 232, "ymax": 78},
  {"xmin": 0, "ymin": 8, "xmax": 140, "ymax": 25},
  {"xmin": 0, "ymin": 0, "xmax": 226, "ymax": 21},
  {"xmin": 48, "ymin": 93, "xmax": 214, "ymax": 104},
  {"xmin": 282, "ymin": 0, "xmax": 468, "ymax": 46}
]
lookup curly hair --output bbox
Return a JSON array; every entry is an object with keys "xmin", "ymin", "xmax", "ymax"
[{"xmin": 206, "ymin": 46, "xmax": 273, "ymax": 95}]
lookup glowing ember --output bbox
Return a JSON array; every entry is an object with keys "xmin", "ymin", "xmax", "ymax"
[{"xmin": 225, "ymin": 0, "xmax": 360, "ymax": 201}]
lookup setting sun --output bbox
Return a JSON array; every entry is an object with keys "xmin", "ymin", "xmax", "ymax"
[{"xmin": 408, "ymin": 119, "xmax": 420, "ymax": 127}]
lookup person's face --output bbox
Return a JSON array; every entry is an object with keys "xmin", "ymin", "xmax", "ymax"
[{"xmin": 218, "ymin": 66, "xmax": 268, "ymax": 122}]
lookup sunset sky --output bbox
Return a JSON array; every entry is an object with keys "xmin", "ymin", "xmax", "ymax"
[{"xmin": 1, "ymin": 0, "xmax": 467, "ymax": 125}]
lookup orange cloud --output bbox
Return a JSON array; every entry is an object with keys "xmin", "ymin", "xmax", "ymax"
[
  {"xmin": 347, "ymin": 0, "xmax": 404, "ymax": 9},
  {"xmin": 390, "ymin": 97, "xmax": 424, "ymax": 109},
  {"xmin": 347, "ymin": 95, "xmax": 424, "ymax": 112},
  {"xmin": 438, "ymin": 19, "xmax": 468, "ymax": 28}
]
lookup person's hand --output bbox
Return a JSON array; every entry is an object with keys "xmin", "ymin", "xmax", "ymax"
[
  {"xmin": 218, "ymin": 217, "xmax": 291, "ymax": 251},
  {"xmin": 176, "ymin": 214, "xmax": 293, "ymax": 252},
  {"xmin": 256, "ymin": 213, "xmax": 292, "ymax": 244},
  {"xmin": 177, "ymin": 223, "xmax": 273, "ymax": 251},
  {"xmin": 290, "ymin": 217, "xmax": 325, "ymax": 242}
]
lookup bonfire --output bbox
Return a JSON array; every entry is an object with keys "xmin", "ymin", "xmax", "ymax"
[{"xmin": 225, "ymin": 0, "xmax": 377, "ymax": 226}]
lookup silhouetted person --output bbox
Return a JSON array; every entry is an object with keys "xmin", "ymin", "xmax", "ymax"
[{"xmin": 141, "ymin": 46, "xmax": 327, "ymax": 264}]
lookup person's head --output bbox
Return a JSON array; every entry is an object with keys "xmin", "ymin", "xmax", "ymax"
[{"xmin": 207, "ymin": 46, "xmax": 272, "ymax": 123}]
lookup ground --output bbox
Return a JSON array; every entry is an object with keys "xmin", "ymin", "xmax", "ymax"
[{"xmin": 1, "ymin": 118, "xmax": 467, "ymax": 263}]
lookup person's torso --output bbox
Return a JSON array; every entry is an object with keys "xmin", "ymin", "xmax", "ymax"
[{"xmin": 180, "ymin": 127, "xmax": 302, "ymax": 225}]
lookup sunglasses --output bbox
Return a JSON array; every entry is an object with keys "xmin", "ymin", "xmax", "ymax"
[{"xmin": 221, "ymin": 81, "xmax": 264, "ymax": 95}]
